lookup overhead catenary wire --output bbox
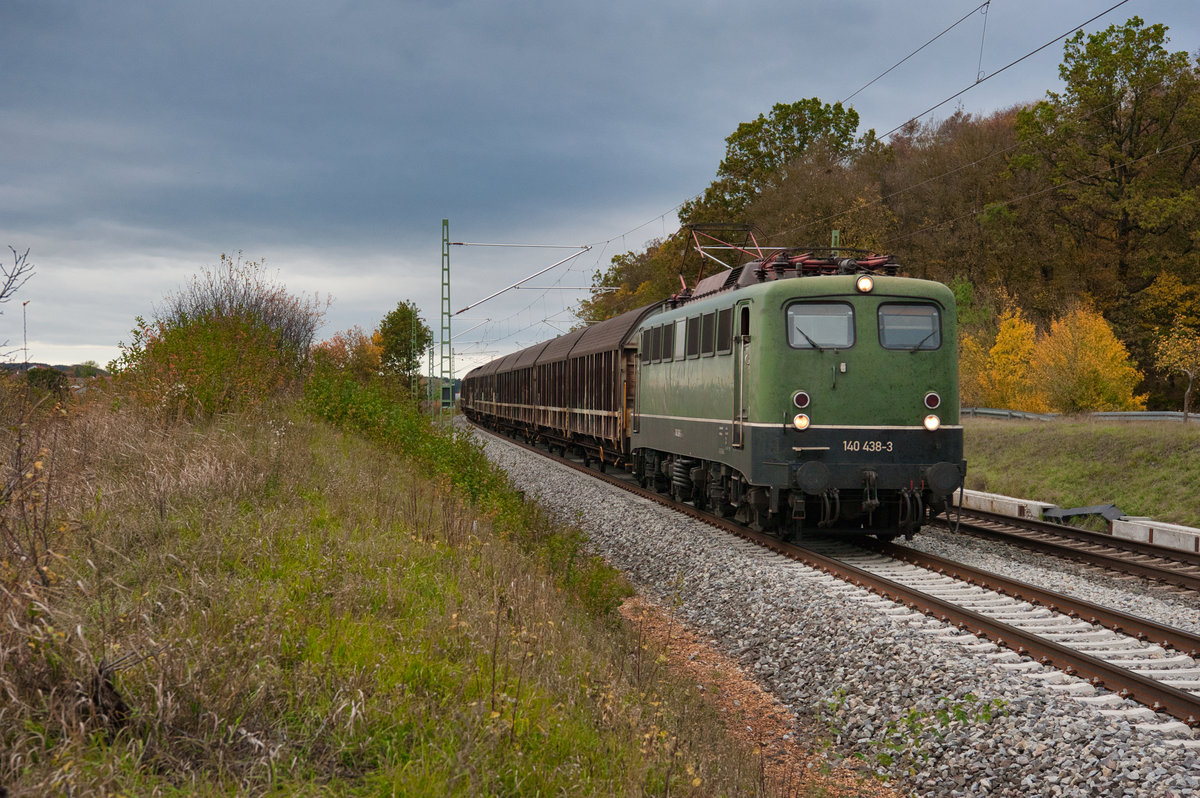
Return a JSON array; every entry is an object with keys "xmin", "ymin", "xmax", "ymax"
[
  {"xmin": 841, "ymin": 1, "xmax": 991, "ymax": 105},
  {"xmin": 879, "ymin": 0, "xmax": 1132, "ymax": 140}
]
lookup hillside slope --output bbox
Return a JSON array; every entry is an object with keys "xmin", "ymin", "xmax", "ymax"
[{"xmin": 962, "ymin": 418, "xmax": 1200, "ymax": 528}]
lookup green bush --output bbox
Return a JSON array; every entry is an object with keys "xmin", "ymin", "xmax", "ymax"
[
  {"xmin": 25, "ymin": 366, "xmax": 68, "ymax": 399},
  {"xmin": 109, "ymin": 255, "xmax": 326, "ymax": 419}
]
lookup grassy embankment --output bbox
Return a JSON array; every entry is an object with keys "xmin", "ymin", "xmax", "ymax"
[
  {"xmin": 1, "ymin": 373, "xmax": 837, "ymax": 796},
  {"xmin": 963, "ymin": 417, "xmax": 1200, "ymax": 528}
]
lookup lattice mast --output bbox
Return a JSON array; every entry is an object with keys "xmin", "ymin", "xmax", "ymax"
[{"xmin": 440, "ymin": 218, "xmax": 453, "ymax": 422}]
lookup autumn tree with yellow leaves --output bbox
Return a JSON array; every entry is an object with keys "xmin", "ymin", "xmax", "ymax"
[
  {"xmin": 962, "ymin": 304, "xmax": 1146, "ymax": 414},
  {"xmin": 312, "ymin": 325, "xmax": 383, "ymax": 383},
  {"xmin": 1155, "ymin": 322, "xmax": 1200, "ymax": 421},
  {"xmin": 960, "ymin": 307, "xmax": 1048, "ymax": 412},
  {"xmin": 1030, "ymin": 306, "xmax": 1146, "ymax": 413}
]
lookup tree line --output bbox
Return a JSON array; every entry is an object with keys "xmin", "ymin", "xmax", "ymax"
[{"xmin": 578, "ymin": 17, "xmax": 1200, "ymax": 416}]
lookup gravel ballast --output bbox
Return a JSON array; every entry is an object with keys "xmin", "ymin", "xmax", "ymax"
[{"xmin": 477, "ymin": 428, "xmax": 1200, "ymax": 797}]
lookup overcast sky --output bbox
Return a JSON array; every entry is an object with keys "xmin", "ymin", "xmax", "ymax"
[{"xmin": 3, "ymin": 0, "xmax": 1197, "ymax": 373}]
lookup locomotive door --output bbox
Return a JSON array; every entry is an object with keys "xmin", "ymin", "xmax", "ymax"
[{"xmin": 732, "ymin": 300, "xmax": 751, "ymax": 448}]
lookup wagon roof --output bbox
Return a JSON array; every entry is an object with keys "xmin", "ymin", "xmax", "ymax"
[
  {"xmin": 495, "ymin": 350, "xmax": 524, "ymax": 372},
  {"xmin": 512, "ymin": 339, "xmax": 552, "ymax": 368},
  {"xmin": 535, "ymin": 326, "xmax": 586, "ymax": 363},
  {"xmin": 569, "ymin": 303, "xmax": 661, "ymax": 358},
  {"xmin": 473, "ymin": 350, "xmax": 518, "ymax": 377}
]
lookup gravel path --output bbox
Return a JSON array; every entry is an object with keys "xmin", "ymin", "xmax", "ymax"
[{"xmin": 476, "ymin": 428, "xmax": 1200, "ymax": 797}]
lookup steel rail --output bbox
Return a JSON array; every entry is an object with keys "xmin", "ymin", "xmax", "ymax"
[
  {"xmin": 935, "ymin": 509, "xmax": 1200, "ymax": 592},
  {"xmin": 870, "ymin": 540, "xmax": 1200, "ymax": 656},
  {"xmin": 470, "ymin": 423, "xmax": 1200, "ymax": 726},
  {"xmin": 793, "ymin": 543, "xmax": 1200, "ymax": 727}
]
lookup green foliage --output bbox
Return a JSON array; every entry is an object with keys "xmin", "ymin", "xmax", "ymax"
[
  {"xmin": 25, "ymin": 367, "xmax": 68, "ymax": 398},
  {"xmin": 162, "ymin": 253, "xmax": 328, "ymax": 370},
  {"xmin": 1014, "ymin": 17, "xmax": 1200, "ymax": 302},
  {"xmin": 72, "ymin": 361, "xmax": 102, "ymax": 378},
  {"xmin": 377, "ymin": 300, "xmax": 433, "ymax": 383},
  {"xmin": 681, "ymin": 97, "xmax": 862, "ymax": 224},
  {"xmin": 109, "ymin": 255, "xmax": 326, "ymax": 419},
  {"xmin": 110, "ymin": 313, "xmax": 289, "ymax": 419}
]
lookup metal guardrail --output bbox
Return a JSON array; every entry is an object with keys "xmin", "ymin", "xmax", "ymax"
[{"xmin": 962, "ymin": 408, "xmax": 1199, "ymax": 423}]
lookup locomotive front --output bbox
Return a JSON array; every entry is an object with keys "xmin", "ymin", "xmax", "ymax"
[{"xmin": 762, "ymin": 272, "xmax": 965, "ymax": 536}]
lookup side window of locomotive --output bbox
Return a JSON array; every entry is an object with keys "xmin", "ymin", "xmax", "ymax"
[
  {"xmin": 650, "ymin": 325, "xmax": 663, "ymax": 362},
  {"xmin": 640, "ymin": 329, "xmax": 651, "ymax": 362},
  {"xmin": 786, "ymin": 303, "xmax": 855, "ymax": 349},
  {"xmin": 661, "ymin": 322, "xmax": 675, "ymax": 360},
  {"xmin": 685, "ymin": 316, "xmax": 701, "ymax": 358},
  {"xmin": 716, "ymin": 308, "xmax": 733, "ymax": 354},
  {"xmin": 700, "ymin": 312, "xmax": 716, "ymax": 356},
  {"xmin": 675, "ymin": 320, "xmax": 686, "ymax": 360},
  {"xmin": 879, "ymin": 304, "xmax": 941, "ymax": 350}
]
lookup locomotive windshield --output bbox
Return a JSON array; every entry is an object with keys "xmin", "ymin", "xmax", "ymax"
[
  {"xmin": 787, "ymin": 303, "xmax": 854, "ymax": 350},
  {"xmin": 878, "ymin": 303, "xmax": 941, "ymax": 350}
]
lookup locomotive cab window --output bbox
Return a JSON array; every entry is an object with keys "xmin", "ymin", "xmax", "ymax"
[
  {"xmin": 879, "ymin": 304, "xmax": 941, "ymax": 350},
  {"xmin": 786, "ymin": 302, "xmax": 855, "ymax": 350},
  {"xmin": 661, "ymin": 322, "xmax": 675, "ymax": 360}
]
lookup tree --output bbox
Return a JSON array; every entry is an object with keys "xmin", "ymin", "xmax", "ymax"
[
  {"xmin": 377, "ymin": 301, "xmax": 432, "ymax": 383},
  {"xmin": 3, "ymin": 247, "xmax": 35, "ymax": 307},
  {"xmin": 1014, "ymin": 18, "xmax": 1200, "ymax": 304},
  {"xmin": 1030, "ymin": 306, "xmax": 1146, "ymax": 413},
  {"xmin": 26, "ymin": 366, "xmax": 68, "ymax": 399},
  {"xmin": 312, "ymin": 326, "xmax": 383, "ymax": 383},
  {"xmin": 1154, "ymin": 321, "xmax": 1200, "ymax": 421},
  {"xmin": 72, "ymin": 361, "xmax": 102, "ymax": 378},
  {"xmin": 577, "ymin": 236, "xmax": 688, "ymax": 324},
  {"xmin": 970, "ymin": 307, "xmax": 1048, "ymax": 412},
  {"xmin": 681, "ymin": 98, "xmax": 862, "ymax": 224},
  {"xmin": 160, "ymin": 253, "xmax": 328, "ymax": 373}
]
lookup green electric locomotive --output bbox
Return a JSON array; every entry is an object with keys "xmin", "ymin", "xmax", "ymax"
[
  {"xmin": 460, "ymin": 243, "xmax": 965, "ymax": 540},
  {"xmin": 629, "ymin": 251, "xmax": 964, "ymax": 538}
]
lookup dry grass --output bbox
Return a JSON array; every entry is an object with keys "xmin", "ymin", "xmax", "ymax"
[{"xmin": 0, "ymin": 380, "xmax": 845, "ymax": 795}]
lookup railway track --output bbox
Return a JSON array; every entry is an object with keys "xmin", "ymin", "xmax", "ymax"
[
  {"xmin": 471, "ymin": 425, "xmax": 1200, "ymax": 730},
  {"xmin": 935, "ymin": 507, "xmax": 1200, "ymax": 592}
]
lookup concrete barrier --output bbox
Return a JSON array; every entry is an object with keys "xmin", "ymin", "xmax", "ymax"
[
  {"xmin": 1111, "ymin": 517, "xmax": 1200, "ymax": 553},
  {"xmin": 953, "ymin": 489, "xmax": 1057, "ymax": 521},
  {"xmin": 951, "ymin": 490, "xmax": 1200, "ymax": 555}
]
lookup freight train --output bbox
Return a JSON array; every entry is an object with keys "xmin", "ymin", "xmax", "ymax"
[{"xmin": 460, "ymin": 233, "xmax": 965, "ymax": 539}]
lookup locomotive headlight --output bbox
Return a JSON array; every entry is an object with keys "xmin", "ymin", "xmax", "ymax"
[
  {"xmin": 792, "ymin": 413, "xmax": 811, "ymax": 431},
  {"xmin": 855, "ymin": 274, "xmax": 874, "ymax": 293},
  {"xmin": 923, "ymin": 414, "xmax": 941, "ymax": 432},
  {"xmin": 792, "ymin": 390, "xmax": 811, "ymax": 409},
  {"xmin": 924, "ymin": 391, "xmax": 941, "ymax": 409}
]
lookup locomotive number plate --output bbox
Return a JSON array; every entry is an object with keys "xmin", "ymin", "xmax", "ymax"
[{"xmin": 842, "ymin": 439, "xmax": 894, "ymax": 453}]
